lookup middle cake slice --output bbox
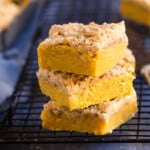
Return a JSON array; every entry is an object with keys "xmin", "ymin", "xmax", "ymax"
[{"xmin": 37, "ymin": 49, "xmax": 135, "ymax": 110}]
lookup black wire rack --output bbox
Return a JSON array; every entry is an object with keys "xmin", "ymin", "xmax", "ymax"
[{"xmin": 0, "ymin": 0, "xmax": 150, "ymax": 143}]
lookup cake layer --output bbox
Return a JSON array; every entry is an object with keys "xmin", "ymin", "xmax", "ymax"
[
  {"xmin": 38, "ymin": 21, "xmax": 128, "ymax": 76},
  {"xmin": 120, "ymin": 0, "xmax": 150, "ymax": 26},
  {"xmin": 37, "ymin": 49, "xmax": 135, "ymax": 110},
  {"xmin": 41, "ymin": 90, "xmax": 138, "ymax": 135}
]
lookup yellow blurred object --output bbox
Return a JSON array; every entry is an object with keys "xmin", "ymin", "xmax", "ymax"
[{"xmin": 120, "ymin": 0, "xmax": 150, "ymax": 26}]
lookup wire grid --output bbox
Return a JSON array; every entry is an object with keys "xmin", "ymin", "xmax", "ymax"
[{"xmin": 0, "ymin": 0, "xmax": 150, "ymax": 143}]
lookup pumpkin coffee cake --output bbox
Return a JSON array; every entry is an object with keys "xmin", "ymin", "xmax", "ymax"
[
  {"xmin": 38, "ymin": 21, "xmax": 128, "ymax": 76},
  {"xmin": 41, "ymin": 89, "xmax": 137, "ymax": 135}
]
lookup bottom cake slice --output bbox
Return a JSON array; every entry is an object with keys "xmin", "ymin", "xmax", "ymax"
[{"xmin": 41, "ymin": 89, "xmax": 138, "ymax": 135}]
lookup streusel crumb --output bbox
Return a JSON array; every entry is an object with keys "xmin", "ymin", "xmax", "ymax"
[{"xmin": 42, "ymin": 21, "xmax": 128, "ymax": 53}]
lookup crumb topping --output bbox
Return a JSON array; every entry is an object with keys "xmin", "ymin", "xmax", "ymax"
[
  {"xmin": 44, "ymin": 91, "xmax": 136, "ymax": 119},
  {"xmin": 141, "ymin": 64, "xmax": 150, "ymax": 75},
  {"xmin": 0, "ymin": 1, "xmax": 20, "ymax": 31},
  {"xmin": 123, "ymin": 0, "xmax": 150, "ymax": 10},
  {"xmin": 141, "ymin": 64, "xmax": 150, "ymax": 85},
  {"xmin": 37, "ymin": 49, "xmax": 135, "ymax": 96},
  {"xmin": 42, "ymin": 21, "xmax": 128, "ymax": 53},
  {"xmin": 0, "ymin": 0, "xmax": 29, "ymax": 31}
]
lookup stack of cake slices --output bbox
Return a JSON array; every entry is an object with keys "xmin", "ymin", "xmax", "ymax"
[{"xmin": 36, "ymin": 21, "xmax": 138, "ymax": 135}]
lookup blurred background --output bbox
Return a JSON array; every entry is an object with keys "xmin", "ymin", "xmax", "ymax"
[
  {"xmin": 0, "ymin": 0, "xmax": 150, "ymax": 148},
  {"xmin": 0, "ymin": 0, "xmax": 44, "ymax": 106},
  {"xmin": 0, "ymin": 0, "xmax": 150, "ymax": 106}
]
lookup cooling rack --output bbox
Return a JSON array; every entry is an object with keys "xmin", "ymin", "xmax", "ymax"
[{"xmin": 0, "ymin": 0, "xmax": 150, "ymax": 143}]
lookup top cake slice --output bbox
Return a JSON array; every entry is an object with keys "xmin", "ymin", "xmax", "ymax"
[{"xmin": 38, "ymin": 21, "xmax": 128, "ymax": 76}]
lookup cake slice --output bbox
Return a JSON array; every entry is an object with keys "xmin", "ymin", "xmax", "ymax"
[
  {"xmin": 37, "ymin": 49, "xmax": 135, "ymax": 110},
  {"xmin": 120, "ymin": 0, "xmax": 150, "ymax": 26},
  {"xmin": 41, "ymin": 90, "xmax": 138, "ymax": 135},
  {"xmin": 38, "ymin": 21, "xmax": 128, "ymax": 76}
]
